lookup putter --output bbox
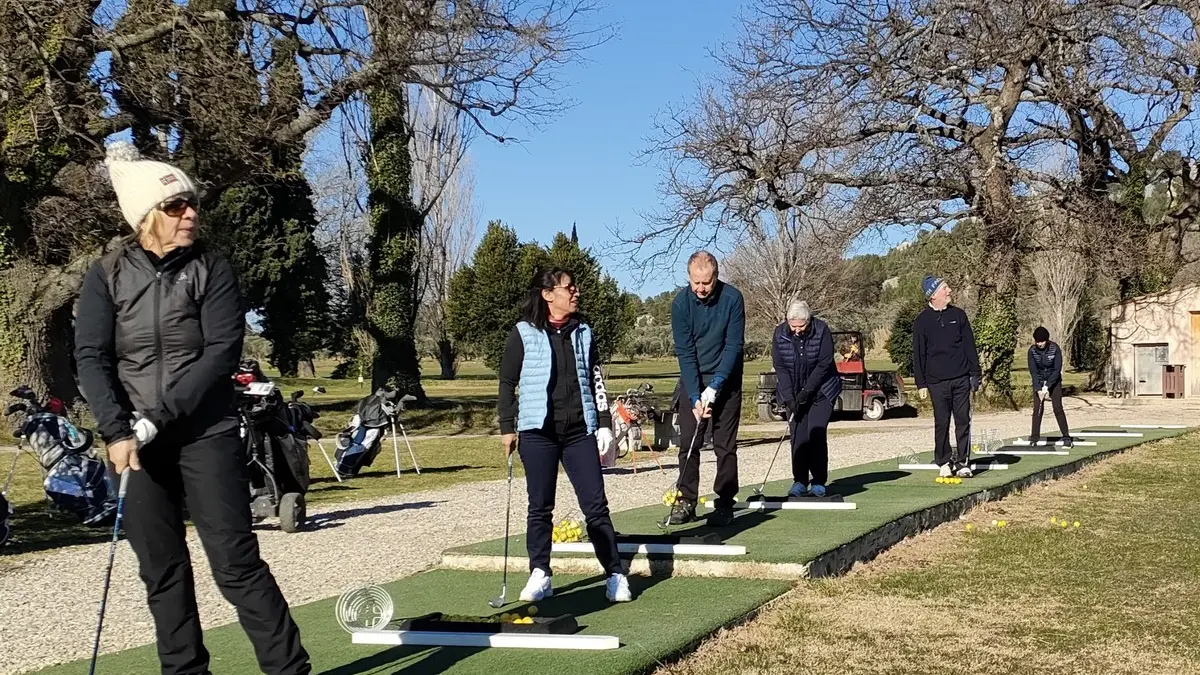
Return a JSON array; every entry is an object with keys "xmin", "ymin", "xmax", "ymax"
[
  {"xmin": 657, "ymin": 413, "xmax": 706, "ymax": 532},
  {"xmin": 752, "ymin": 412, "xmax": 793, "ymax": 497},
  {"xmin": 89, "ymin": 468, "xmax": 131, "ymax": 675},
  {"xmin": 489, "ymin": 451, "xmax": 516, "ymax": 609}
]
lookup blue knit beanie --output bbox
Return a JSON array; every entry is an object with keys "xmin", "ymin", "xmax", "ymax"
[{"xmin": 922, "ymin": 275, "xmax": 945, "ymax": 299}]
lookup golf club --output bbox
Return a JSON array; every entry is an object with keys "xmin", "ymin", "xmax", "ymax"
[
  {"xmin": 89, "ymin": 468, "xmax": 131, "ymax": 675},
  {"xmin": 752, "ymin": 412, "xmax": 793, "ymax": 496},
  {"xmin": 657, "ymin": 410, "xmax": 706, "ymax": 531},
  {"xmin": 489, "ymin": 451, "xmax": 516, "ymax": 609}
]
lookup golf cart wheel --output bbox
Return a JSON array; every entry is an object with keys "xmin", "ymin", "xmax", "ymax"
[
  {"xmin": 279, "ymin": 492, "xmax": 305, "ymax": 533},
  {"xmin": 863, "ymin": 398, "xmax": 885, "ymax": 421}
]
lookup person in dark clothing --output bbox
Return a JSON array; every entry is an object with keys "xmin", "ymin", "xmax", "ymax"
[
  {"xmin": 772, "ymin": 301, "xmax": 841, "ymax": 498},
  {"xmin": 74, "ymin": 143, "xmax": 310, "ymax": 675},
  {"xmin": 912, "ymin": 275, "xmax": 981, "ymax": 479},
  {"xmin": 497, "ymin": 267, "xmax": 631, "ymax": 604},
  {"xmin": 1028, "ymin": 326, "xmax": 1073, "ymax": 447},
  {"xmin": 666, "ymin": 251, "xmax": 746, "ymax": 527}
]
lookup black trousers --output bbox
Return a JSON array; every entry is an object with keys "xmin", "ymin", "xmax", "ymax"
[
  {"xmin": 790, "ymin": 397, "xmax": 833, "ymax": 486},
  {"xmin": 124, "ymin": 427, "xmax": 310, "ymax": 675},
  {"xmin": 676, "ymin": 384, "xmax": 742, "ymax": 508},
  {"xmin": 929, "ymin": 376, "xmax": 972, "ymax": 466},
  {"xmin": 1031, "ymin": 381, "xmax": 1070, "ymax": 441},
  {"xmin": 519, "ymin": 429, "xmax": 621, "ymax": 576}
]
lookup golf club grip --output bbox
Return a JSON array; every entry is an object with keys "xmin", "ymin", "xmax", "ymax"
[{"xmin": 118, "ymin": 468, "xmax": 131, "ymax": 498}]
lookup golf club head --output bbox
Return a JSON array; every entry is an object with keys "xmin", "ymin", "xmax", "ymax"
[
  {"xmin": 487, "ymin": 592, "xmax": 507, "ymax": 609},
  {"xmin": 313, "ymin": 386, "xmax": 327, "ymax": 394}
]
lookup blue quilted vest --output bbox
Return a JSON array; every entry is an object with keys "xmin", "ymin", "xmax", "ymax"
[
  {"xmin": 515, "ymin": 321, "xmax": 599, "ymax": 434},
  {"xmin": 773, "ymin": 318, "xmax": 842, "ymax": 402}
]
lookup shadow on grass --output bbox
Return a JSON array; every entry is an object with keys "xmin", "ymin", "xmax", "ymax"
[
  {"xmin": 2, "ymin": 503, "xmax": 113, "ymax": 556},
  {"xmin": 313, "ymin": 465, "xmax": 475, "ymax": 484}
]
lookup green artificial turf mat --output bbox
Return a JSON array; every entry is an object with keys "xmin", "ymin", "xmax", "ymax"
[{"xmin": 446, "ymin": 427, "xmax": 1185, "ymax": 567}]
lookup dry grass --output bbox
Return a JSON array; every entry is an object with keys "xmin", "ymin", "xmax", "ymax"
[{"xmin": 657, "ymin": 433, "xmax": 1200, "ymax": 675}]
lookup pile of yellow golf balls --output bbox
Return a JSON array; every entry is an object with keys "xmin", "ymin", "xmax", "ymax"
[
  {"xmin": 935, "ymin": 476, "xmax": 963, "ymax": 484},
  {"xmin": 991, "ymin": 519, "xmax": 1007, "ymax": 528},
  {"xmin": 1049, "ymin": 517, "xmax": 1081, "ymax": 528},
  {"xmin": 662, "ymin": 488, "xmax": 683, "ymax": 506},
  {"xmin": 551, "ymin": 518, "xmax": 585, "ymax": 544}
]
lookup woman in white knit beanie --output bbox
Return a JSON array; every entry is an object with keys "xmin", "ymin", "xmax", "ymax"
[{"xmin": 74, "ymin": 143, "xmax": 311, "ymax": 674}]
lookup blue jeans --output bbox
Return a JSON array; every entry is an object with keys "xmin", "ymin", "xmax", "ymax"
[{"xmin": 518, "ymin": 429, "xmax": 621, "ymax": 576}]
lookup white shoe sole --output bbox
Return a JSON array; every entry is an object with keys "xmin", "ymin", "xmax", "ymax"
[{"xmin": 607, "ymin": 592, "xmax": 632, "ymax": 603}]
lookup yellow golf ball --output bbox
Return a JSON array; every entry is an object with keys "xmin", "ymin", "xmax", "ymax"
[
  {"xmin": 1050, "ymin": 517, "xmax": 1057, "ymax": 524},
  {"xmin": 527, "ymin": 605, "xmax": 538, "ymax": 616},
  {"xmin": 699, "ymin": 497, "xmax": 707, "ymax": 504},
  {"xmin": 998, "ymin": 520, "xmax": 1007, "ymax": 528},
  {"xmin": 1061, "ymin": 521, "xmax": 1068, "ymax": 528},
  {"xmin": 1073, "ymin": 521, "xmax": 1081, "ymax": 528},
  {"xmin": 965, "ymin": 524, "xmax": 974, "ymax": 531}
]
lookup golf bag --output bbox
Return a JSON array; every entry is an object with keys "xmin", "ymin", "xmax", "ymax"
[
  {"xmin": 333, "ymin": 389, "xmax": 397, "ymax": 477},
  {"xmin": 3, "ymin": 385, "xmax": 115, "ymax": 528},
  {"xmin": 234, "ymin": 360, "xmax": 310, "ymax": 532}
]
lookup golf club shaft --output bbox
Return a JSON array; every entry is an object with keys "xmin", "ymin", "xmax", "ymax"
[
  {"xmin": 493, "ymin": 450, "xmax": 515, "ymax": 606},
  {"xmin": 391, "ymin": 420, "xmax": 401, "ymax": 478},
  {"xmin": 316, "ymin": 440, "xmax": 341, "ymax": 482},
  {"xmin": 756, "ymin": 413, "xmax": 792, "ymax": 493},
  {"xmin": 90, "ymin": 469, "xmax": 131, "ymax": 675}
]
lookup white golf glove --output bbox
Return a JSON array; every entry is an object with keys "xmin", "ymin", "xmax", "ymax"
[
  {"xmin": 1040, "ymin": 386, "xmax": 1049, "ymax": 401},
  {"xmin": 132, "ymin": 416, "xmax": 158, "ymax": 446},
  {"xmin": 595, "ymin": 427, "xmax": 613, "ymax": 456},
  {"xmin": 700, "ymin": 387, "xmax": 718, "ymax": 407}
]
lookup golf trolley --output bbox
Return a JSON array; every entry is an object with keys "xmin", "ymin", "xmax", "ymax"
[
  {"xmin": 334, "ymin": 387, "xmax": 421, "ymax": 478},
  {"xmin": 609, "ymin": 383, "xmax": 665, "ymax": 474},
  {"xmin": 2, "ymin": 385, "xmax": 114, "ymax": 547},
  {"xmin": 234, "ymin": 361, "xmax": 310, "ymax": 533}
]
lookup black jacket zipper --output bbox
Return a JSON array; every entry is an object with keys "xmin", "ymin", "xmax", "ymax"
[{"xmin": 154, "ymin": 269, "xmax": 164, "ymax": 401}]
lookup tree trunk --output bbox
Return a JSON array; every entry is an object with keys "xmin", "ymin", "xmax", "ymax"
[
  {"xmin": 437, "ymin": 337, "xmax": 457, "ymax": 380},
  {"xmin": 299, "ymin": 359, "xmax": 316, "ymax": 378},
  {"xmin": 972, "ymin": 166, "xmax": 1022, "ymax": 403}
]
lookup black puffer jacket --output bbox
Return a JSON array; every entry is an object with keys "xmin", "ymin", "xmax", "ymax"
[
  {"xmin": 1027, "ymin": 341, "xmax": 1063, "ymax": 391},
  {"xmin": 75, "ymin": 241, "xmax": 245, "ymax": 443}
]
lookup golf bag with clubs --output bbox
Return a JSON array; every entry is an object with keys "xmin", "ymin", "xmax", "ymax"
[
  {"xmin": 334, "ymin": 388, "xmax": 417, "ymax": 477},
  {"xmin": 233, "ymin": 360, "xmax": 310, "ymax": 533},
  {"xmin": 286, "ymin": 388, "xmax": 342, "ymax": 480},
  {"xmin": 2, "ymin": 385, "xmax": 115, "ymax": 535}
]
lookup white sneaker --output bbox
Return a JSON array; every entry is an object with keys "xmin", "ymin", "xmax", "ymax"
[
  {"xmin": 606, "ymin": 573, "xmax": 632, "ymax": 602},
  {"xmin": 809, "ymin": 484, "xmax": 826, "ymax": 498},
  {"xmin": 938, "ymin": 464, "xmax": 953, "ymax": 478},
  {"xmin": 519, "ymin": 568, "xmax": 553, "ymax": 602},
  {"xmin": 788, "ymin": 482, "xmax": 809, "ymax": 497},
  {"xmin": 956, "ymin": 465, "xmax": 974, "ymax": 478}
]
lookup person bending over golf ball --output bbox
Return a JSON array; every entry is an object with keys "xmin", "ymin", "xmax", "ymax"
[
  {"xmin": 666, "ymin": 251, "xmax": 746, "ymax": 526},
  {"xmin": 772, "ymin": 301, "xmax": 841, "ymax": 498},
  {"xmin": 1028, "ymin": 326, "xmax": 1072, "ymax": 447},
  {"xmin": 912, "ymin": 275, "xmax": 981, "ymax": 479},
  {"xmin": 74, "ymin": 143, "xmax": 310, "ymax": 675},
  {"xmin": 497, "ymin": 267, "xmax": 632, "ymax": 604}
]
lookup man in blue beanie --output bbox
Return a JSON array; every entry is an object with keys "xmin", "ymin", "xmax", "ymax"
[{"xmin": 912, "ymin": 275, "xmax": 981, "ymax": 478}]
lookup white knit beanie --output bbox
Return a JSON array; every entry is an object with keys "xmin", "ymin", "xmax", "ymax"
[{"xmin": 104, "ymin": 142, "xmax": 198, "ymax": 230}]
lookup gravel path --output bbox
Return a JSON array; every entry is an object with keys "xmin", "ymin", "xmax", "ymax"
[{"xmin": 3, "ymin": 395, "xmax": 1194, "ymax": 675}]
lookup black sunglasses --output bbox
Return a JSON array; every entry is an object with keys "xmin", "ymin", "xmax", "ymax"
[{"xmin": 159, "ymin": 196, "xmax": 199, "ymax": 216}]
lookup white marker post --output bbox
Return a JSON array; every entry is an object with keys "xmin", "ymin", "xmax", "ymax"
[
  {"xmin": 899, "ymin": 463, "xmax": 1009, "ymax": 471},
  {"xmin": 352, "ymin": 630, "xmax": 620, "ymax": 651},
  {"xmin": 705, "ymin": 500, "xmax": 857, "ymax": 511}
]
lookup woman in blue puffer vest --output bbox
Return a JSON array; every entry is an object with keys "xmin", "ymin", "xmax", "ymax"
[
  {"xmin": 498, "ymin": 267, "xmax": 632, "ymax": 604},
  {"xmin": 772, "ymin": 300, "xmax": 841, "ymax": 498}
]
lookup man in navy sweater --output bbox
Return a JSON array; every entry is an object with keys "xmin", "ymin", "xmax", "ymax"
[
  {"xmin": 668, "ymin": 251, "xmax": 746, "ymax": 526},
  {"xmin": 912, "ymin": 275, "xmax": 981, "ymax": 478}
]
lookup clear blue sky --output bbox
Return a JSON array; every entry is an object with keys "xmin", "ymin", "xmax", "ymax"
[{"xmin": 468, "ymin": 1, "xmax": 748, "ymax": 297}]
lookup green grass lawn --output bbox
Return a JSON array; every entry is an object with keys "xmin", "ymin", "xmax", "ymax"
[
  {"xmin": 656, "ymin": 431, "xmax": 1200, "ymax": 675},
  {"xmin": 32, "ymin": 571, "xmax": 791, "ymax": 675}
]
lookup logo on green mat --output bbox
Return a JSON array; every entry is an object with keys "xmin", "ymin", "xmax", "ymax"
[{"xmin": 335, "ymin": 585, "xmax": 394, "ymax": 633}]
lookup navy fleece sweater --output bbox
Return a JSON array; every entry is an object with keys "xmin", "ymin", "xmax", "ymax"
[{"xmin": 671, "ymin": 281, "xmax": 746, "ymax": 405}]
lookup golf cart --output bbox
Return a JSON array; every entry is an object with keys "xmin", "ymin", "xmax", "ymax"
[{"xmin": 755, "ymin": 331, "xmax": 907, "ymax": 422}]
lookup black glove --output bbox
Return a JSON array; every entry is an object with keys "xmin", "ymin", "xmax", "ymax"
[
  {"xmin": 970, "ymin": 376, "xmax": 981, "ymax": 393},
  {"xmin": 795, "ymin": 389, "xmax": 811, "ymax": 408}
]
